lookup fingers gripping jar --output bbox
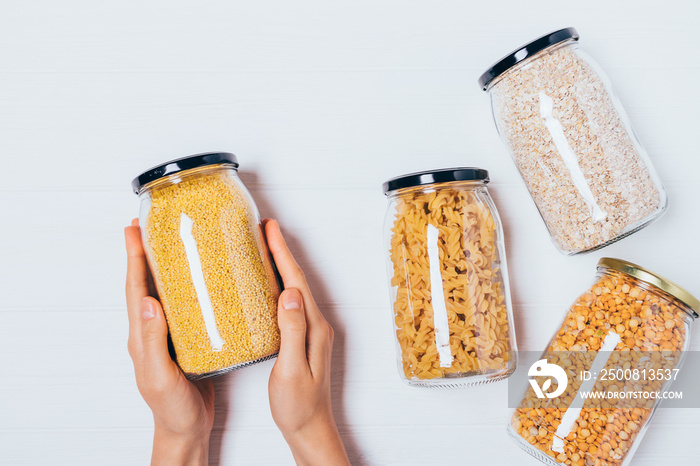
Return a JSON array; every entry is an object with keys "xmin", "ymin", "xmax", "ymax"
[
  {"xmin": 132, "ymin": 152, "xmax": 281, "ymax": 380},
  {"xmin": 509, "ymin": 258, "xmax": 698, "ymax": 466},
  {"xmin": 382, "ymin": 168, "xmax": 517, "ymax": 387},
  {"xmin": 479, "ymin": 28, "xmax": 667, "ymax": 255}
]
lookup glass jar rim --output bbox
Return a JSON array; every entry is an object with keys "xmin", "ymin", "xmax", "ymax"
[
  {"xmin": 382, "ymin": 167, "xmax": 489, "ymax": 195},
  {"xmin": 598, "ymin": 257, "xmax": 700, "ymax": 318},
  {"xmin": 131, "ymin": 152, "xmax": 239, "ymax": 194},
  {"xmin": 478, "ymin": 27, "xmax": 579, "ymax": 91}
]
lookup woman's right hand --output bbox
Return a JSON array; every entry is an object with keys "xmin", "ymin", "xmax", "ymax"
[{"xmin": 264, "ymin": 219, "xmax": 350, "ymax": 466}]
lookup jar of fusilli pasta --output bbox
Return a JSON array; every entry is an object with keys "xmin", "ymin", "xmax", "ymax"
[{"xmin": 382, "ymin": 168, "xmax": 518, "ymax": 387}]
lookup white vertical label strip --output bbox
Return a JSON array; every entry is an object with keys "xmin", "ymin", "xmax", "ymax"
[
  {"xmin": 539, "ymin": 92, "xmax": 607, "ymax": 222},
  {"xmin": 426, "ymin": 224, "xmax": 453, "ymax": 368},
  {"xmin": 551, "ymin": 331, "xmax": 621, "ymax": 453},
  {"xmin": 179, "ymin": 213, "xmax": 225, "ymax": 351}
]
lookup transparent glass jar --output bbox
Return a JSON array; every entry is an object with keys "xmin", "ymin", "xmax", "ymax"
[
  {"xmin": 132, "ymin": 152, "xmax": 281, "ymax": 380},
  {"xmin": 509, "ymin": 258, "xmax": 698, "ymax": 466},
  {"xmin": 479, "ymin": 28, "xmax": 668, "ymax": 255},
  {"xmin": 382, "ymin": 168, "xmax": 517, "ymax": 387}
]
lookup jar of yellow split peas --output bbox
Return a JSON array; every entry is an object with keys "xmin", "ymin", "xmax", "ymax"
[
  {"xmin": 382, "ymin": 168, "xmax": 517, "ymax": 387},
  {"xmin": 132, "ymin": 152, "xmax": 281, "ymax": 380},
  {"xmin": 509, "ymin": 258, "xmax": 699, "ymax": 466}
]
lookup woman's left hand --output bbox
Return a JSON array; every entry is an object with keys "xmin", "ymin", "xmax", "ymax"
[{"xmin": 125, "ymin": 218, "xmax": 215, "ymax": 466}]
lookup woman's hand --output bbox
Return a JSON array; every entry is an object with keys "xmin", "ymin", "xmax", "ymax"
[
  {"xmin": 265, "ymin": 219, "xmax": 350, "ymax": 466},
  {"xmin": 124, "ymin": 217, "xmax": 348, "ymax": 465},
  {"xmin": 124, "ymin": 219, "xmax": 215, "ymax": 466}
]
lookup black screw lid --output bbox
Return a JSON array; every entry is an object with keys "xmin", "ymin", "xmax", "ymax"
[
  {"xmin": 131, "ymin": 152, "xmax": 239, "ymax": 194},
  {"xmin": 382, "ymin": 167, "xmax": 489, "ymax": 195},
  {"xmin": 478, "ymin": 27, "xmax": 579, "ymax": 90}
]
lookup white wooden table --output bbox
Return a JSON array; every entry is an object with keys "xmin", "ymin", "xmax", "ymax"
[{"xmin": 1, "ymin": 1, "xmax": 698, "ymax": 464}]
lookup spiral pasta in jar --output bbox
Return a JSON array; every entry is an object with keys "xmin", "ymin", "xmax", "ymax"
[
  {"xmin": 132, "ymin": 152, "xmax": 281, "ymax": 380},
  {"xmin": 382, "ymin": 168, "xmax": 517, "ymax": 387},
  {"xmin": 509, "ymin": 258, "xmax": 698, "ymax": 466}
]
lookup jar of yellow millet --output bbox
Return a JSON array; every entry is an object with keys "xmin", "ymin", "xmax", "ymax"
[
  {"xmin": 509, "ymin": 258, "xmax": 698, "ymax": 466},
  {"xmin": 131, "ymin": 152, "xmax": 281, "ymax": 380}
]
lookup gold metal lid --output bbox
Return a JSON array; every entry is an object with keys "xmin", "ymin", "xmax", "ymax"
[{"xmin": 598, "ymin": 258, "xmax": 699, "ymax": 319}]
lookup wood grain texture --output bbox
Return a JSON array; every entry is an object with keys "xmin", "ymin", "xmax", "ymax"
[{"xmin": 1, "ymin": 1, "xmax": 698, "ymax": 464}]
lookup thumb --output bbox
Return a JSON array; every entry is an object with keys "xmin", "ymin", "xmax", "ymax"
[
  {"xmin": 140, "ymin": 297, "xmax": 179, "ymax": 382},
  {"xmin": 275, "ymin": 288, "xmax": 309, "ymax": 373}
]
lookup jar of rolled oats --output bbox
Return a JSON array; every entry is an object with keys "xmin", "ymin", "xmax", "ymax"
[
  {"xmin": 132, "ymin": 152, "xmax": 281, "ymax": 380},
  {"xmin": 479, "ymin": 28, "xmax": 668, "ymax": 255},
  {"xmin": 382, "ymin": 168, "xmax": 517, "ymax": 387},
  {"xmin": 509, "ymin": 258, "xmax": 698, "ymax": 466}
]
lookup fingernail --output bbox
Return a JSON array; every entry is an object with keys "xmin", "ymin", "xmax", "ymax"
[
  {"xmin": 282, "ymin": 290, "xmax": 301, "ymax": 310},
  {"xmin": 142, "ymin": 298, "xmax": 156, "ymax": 320}
]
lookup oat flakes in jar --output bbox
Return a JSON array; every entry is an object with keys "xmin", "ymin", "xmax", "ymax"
[
  {"xmin": 509, "ymin": 258, "xmax": 698, "ymax": 466},
  {"xmin": 132, "ymin": 152, "xmax": 281, "ymax": 380},
  {"xmin": 382, "ymin": 168, "xmax": 517, "ymax": 387},
  {"xmin": 479, "ymin": 28, "xmax": 667, "ymax": 255}
]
